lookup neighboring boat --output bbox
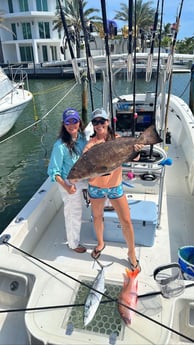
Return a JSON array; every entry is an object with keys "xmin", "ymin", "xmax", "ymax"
[
  {"xmin": 0, "ymin": 67, "xmax": 33, "ymax": 137},
  {"xmin": 0, "ymin": 1, "xmax": 194, "ymax": 345}
]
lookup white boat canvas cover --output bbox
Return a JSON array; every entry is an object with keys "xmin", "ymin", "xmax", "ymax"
[{"xmin": 0, "ymin": 67, "xmax": 15, "ymax": 100}]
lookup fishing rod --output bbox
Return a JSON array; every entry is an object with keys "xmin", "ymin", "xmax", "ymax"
[
  {"xmin": 166, "ymin": 0, "xmax": 184, "ymax": 79},
  {"xmin": 57, "ymin": 0, "xmax": 80, "ymax": 83},
  {"xmin": 100, "ymin": 0, "xmax": 114, "ymax": 131},
  {"xmin": 2, "ymin": 283, "xmax": 194, "ymax": 314},
  {"xmin": 127, "ymin": 0, "xmax": 133, "ymax": 81},
  {"xmin": 164, "ymin": 0, "xmax": 184, "ymax": 134},
  {"xmin": 132, "ymin": 0, "xmax": 137, "ymax": 137},
  {"xmin": 149, "ymin": 0, "xmax": 164, "ymax": 159},
  {"xmin": 78, "ymin": 0, "xmax": 95, "ymax": 111},
  {"xmin": 1, "ymin": 237, "xmax": 194, "ymax": 342},
  {"xmin": 153, "ymin": 0, "xmax": 164, "ymax": 123},
  {"xmin": 146, "ymin": 0, "xmax": 160, "ymax": 82}
]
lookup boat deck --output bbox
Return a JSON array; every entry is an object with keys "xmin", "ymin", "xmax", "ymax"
[{"xmin": 0, "ymin": 139, "xmax": 194, "ymax": 345}]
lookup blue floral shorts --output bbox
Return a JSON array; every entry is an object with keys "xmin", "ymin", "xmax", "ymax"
[{"xmin": 88, "ymin": 183, "xmax": 124, "ymax": 199}]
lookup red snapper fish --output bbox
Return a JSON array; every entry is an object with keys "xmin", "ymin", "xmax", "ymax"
[{"xmin": 118, "ymin": 268, "xmax": 139, "ymax": 325}]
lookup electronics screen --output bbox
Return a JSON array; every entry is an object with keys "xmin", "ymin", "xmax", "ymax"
[{"xmin": 116, "ymin": 111, "xmax": 153, "ymax": 132}]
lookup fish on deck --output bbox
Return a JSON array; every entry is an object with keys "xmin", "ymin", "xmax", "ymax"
[
  {"xmin": 84, "ymin": 260, "xmax": 112, "ymax": 327},
  {"xmin": 68, "ymin": 125, "xmax": 162, "ymax": 181},
  {"xmin": 118, "ymin": 268, "xmax": 139, "ymax": 325}
]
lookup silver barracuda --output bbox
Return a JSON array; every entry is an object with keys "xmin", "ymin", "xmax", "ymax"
[
  {"xmin": 68, "ymin": 125, "xmax": 162, "ymax": 181},
  {"xmin": 84, "ymin": 261, "xmax": 112, "ymax": 327}
]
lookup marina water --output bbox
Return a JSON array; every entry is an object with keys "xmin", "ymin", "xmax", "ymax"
[{"xmin": 0, "ymin": 72, "xmax": 191, "ymax": 233}]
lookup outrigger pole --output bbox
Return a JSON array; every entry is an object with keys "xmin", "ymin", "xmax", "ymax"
[
  {"xmin": 100, "ymin": 0, "xmax": 114, "ymax": 131},
  {"xmin": 57, "ymin": 0, "xmax": 81, "ymax": 83}
]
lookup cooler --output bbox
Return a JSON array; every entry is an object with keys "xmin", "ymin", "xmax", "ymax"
[{"xmin": 93, "ymin": 200, "xmax": 158, "ymax": 247}]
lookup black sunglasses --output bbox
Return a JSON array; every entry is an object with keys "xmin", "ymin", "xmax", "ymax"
[{"xmin": 92, "ymin": 118, "xmax": 107, "ymax": 126}]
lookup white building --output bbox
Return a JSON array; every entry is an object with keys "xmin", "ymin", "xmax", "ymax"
[
  {"xmin": 0, "ymin": 0, "xmax": 125, "ymax": 66},
  {"xmin": 0, "ymin": 0, "xmax": 64, "ymax": 65}
]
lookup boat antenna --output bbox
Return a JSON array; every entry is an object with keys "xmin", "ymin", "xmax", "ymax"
[
  {"xmin": 132, "ymin": 0, "xmax": 137, "ymax": 137},
  {"xmin": 164, "ymin": 0, "xmax": 184, "ymax": 134},
  {"xmin": 78, "ymin": 0, "xmax": 95, "ymax": 111},
  {"xmin": 57, "ymin": 0, "xmax": 81, "ymax": 83},
  {"xmin": 100, "ymin": 0, "xmax": 114, "ymax": 131},
  {"xmin": 146, "ymin": 0, "xmax": 160, "ymax": 82},
  {"xmin": 127, "ymin": 0, "xmax": 133, "ymax": 81}
]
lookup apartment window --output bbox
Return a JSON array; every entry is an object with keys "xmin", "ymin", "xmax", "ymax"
[
  {"xmin": 42, "ymin": 46, "xmax": 48, "ymax": 62},
  {"xmin": 8, "ymin": 0, "xmax": 14, "ymax": 13},
  {"xmin": 19, "ymin": 0, "xmax": 29, "ymax": 12},
  {"xmin": 22, "ymin": 23, "xmax": 32, "ymax": 39},
  {"xmin": 36, "ymin": 0, "xmax": 48, "ymax": 11},
  {"xmin": 38, "ymin": 22, "xmax": 50, "ymax": 38},
  {"xmin": 11, "ymin": 23, "xmax": 17, "ymax": 40},
  {"xmin": 20, "ymin": 46, "xmax": 34, "ymax": 62},
  {"xmin": 51, "ymin": 46, "xmax": 57, "ymax": 61}
]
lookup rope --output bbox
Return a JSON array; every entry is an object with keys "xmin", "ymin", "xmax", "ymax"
[
  {"xmin": 0, "ymin": 82, "xmax": 78, "ymax": 145},
  {"xmin": 2, "ymin": 239, "xmax": 194, "ymax": 342}
]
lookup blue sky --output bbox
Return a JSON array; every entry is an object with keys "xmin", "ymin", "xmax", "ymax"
[{"xmin": 86, "ymin": 0, "xmax": 194, "ymax": 40}]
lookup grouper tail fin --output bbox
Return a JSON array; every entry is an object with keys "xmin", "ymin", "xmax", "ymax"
[{"xmin": 137, "ymin": 125, "xmax": 163, "ymax": 145}]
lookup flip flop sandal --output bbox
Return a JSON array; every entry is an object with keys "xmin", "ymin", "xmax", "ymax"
[
  {"xmin": 128, "ymin": 257, "xmax": 141, "ymax": 272},
  {"xmin": 91, "ymin": 244, "xmax": 106, "ymax": 260}
]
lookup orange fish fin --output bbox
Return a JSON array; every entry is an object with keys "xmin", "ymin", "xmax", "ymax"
[{"xmin": 125, "ymin": 267, "xmax": 139, "ymax": 279}]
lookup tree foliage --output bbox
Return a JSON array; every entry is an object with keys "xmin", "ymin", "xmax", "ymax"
[
  {"xmin": 114, "ymin": 0, "xmax": 155, "ymax": 32},
  {"xmin": 53, "ymin": 0, "xmax": 100, "ymax": 57}
]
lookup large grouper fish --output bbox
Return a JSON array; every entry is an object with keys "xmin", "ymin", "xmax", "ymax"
[{"xmin": 68, "ymin": 125, "xmax": 162, "ymax": 181}]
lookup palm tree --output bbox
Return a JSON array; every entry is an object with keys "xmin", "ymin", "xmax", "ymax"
[
  {"xmin": 114, "ymin": 0, "xmax": 155, "ymax": 51},
  {"xmin": 114, "ymin": 0, "xmax": 155, "ymax": 30},
  {"xmin": 53, "ymin": 0, "xmax": 101, "ymax": 58}
]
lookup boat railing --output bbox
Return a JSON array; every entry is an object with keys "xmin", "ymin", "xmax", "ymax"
[
  {"xmin": 1, "ymin": 65, "xmax": 31, "ymax": 103},
  {"xmin": 9, "ymin": 64, "xmax": 30, "ymax": 91}
]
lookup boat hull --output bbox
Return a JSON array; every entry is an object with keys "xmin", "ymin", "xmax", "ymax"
[{"xmin": 0, "ymin": 89, "xmax": 32, "ymax": 137}]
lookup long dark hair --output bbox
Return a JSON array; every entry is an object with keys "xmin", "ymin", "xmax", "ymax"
[{"xmin": 58, "ymin": 120, "xmax": 85, "ymax": 154}]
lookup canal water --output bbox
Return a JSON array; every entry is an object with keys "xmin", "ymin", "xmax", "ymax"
[{"xmin": 0, "ymin": 72, "xmax": 191, "ymax": 233}]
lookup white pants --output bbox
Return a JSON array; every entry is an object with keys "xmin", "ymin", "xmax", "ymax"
[{"xmin": 58, "ymin": 182, "xmax": 86, "ymax": 249}]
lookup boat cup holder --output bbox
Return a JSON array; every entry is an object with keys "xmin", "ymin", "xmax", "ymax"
[
  {"xmin": 139, "ymin": 145, "xmax": 167, "ymax": 165},
  {"xmin": 153, "ymin": 263, "xmax": 185, "ymax": 298}
]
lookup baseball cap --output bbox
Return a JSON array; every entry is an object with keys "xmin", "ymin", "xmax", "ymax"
[
  {"xmin": 91, "ymin": 108, "xmax": 109, "ymax": 121},
  {"xmin": 62, "ymin": 108, "xmax": 80, "ymax": 124}
]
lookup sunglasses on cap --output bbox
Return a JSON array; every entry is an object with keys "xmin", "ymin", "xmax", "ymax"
[
  {"xmin": 92, "ymin": 118, "xmax": 107, "ymax": 126},
  {"xmin": 64, "ymin": 118, "xmax": 79, "ymax": 125}
]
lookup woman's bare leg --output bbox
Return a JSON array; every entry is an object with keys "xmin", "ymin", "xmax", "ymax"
[
  {"xmin": 90, "ymin": 197, "xmax": 106, "ymax": 251},
  {"xmin": 110, "ymin": 195, "xmax": 137, "ymax": 267}
]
